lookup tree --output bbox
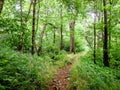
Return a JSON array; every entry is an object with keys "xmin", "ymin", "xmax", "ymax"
[
  {"xmin": 0, "ymin": 0, "xmax": 4, "ymax": 14},
  {"xmin": 103, "ymin": 0, "xmax": 109, "ymax": 67},
  {"xmin": 69, "ymin": 19, "xmax": 75, "ymax": 53},
  {"xmin": 93, "ymin": 1, "xmax": 97, "ymax": 64},
  {"xmin": 61, "ymin": 0, "xmax": 79, "ymax": 53},
  {"xmin": 31, "ymin": 0, "xmax": 36, "ymax": 55},
  {"xmin": 37, "ymin": 23, "xmax": 47, "ymax": 55},
  {"xmin": 60, "ymin": 2, "xmax": 63, "ymax": 50}
]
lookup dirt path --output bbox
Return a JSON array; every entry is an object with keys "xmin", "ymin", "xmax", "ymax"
[{"xmin": 46, "ymin": 53, "xmax": 82, "ymax": 90}]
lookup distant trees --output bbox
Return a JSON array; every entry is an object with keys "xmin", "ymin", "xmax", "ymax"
[{"xmin": 1, "ymin": 0, "xmax": 120, "ymax": 68}]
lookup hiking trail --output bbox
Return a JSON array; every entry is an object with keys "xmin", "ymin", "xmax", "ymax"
[{"xmin": 46, "ymin": 53, "xmax": 84, "ymax": 90}]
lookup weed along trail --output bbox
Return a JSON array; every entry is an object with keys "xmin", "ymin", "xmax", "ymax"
[{"xmin": 46, "ymin": 53, "xmax": 82, "ymax": 90}]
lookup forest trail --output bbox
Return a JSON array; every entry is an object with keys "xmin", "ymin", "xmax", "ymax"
[{"xmin": 46, "ymin": 53, "xmax": 84, "ymax": 90}]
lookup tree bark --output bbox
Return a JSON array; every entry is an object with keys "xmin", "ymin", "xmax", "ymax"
[
  {"xmin": 17, "ymin": 0, "xmax": 33, "ymax": 51},
  {"xmin": 60, "ymin": 3, "xmax": 63, "ymax": 50},
  {"xmin": 69, "ymin": 20, "xmax": 75, "ymax": 53},
  {"xmin": 25, "ymin": 0, "xmax": 33, "ymax": 23},
  {"xmin": 85, "ymin": 35, "xmax": 93, "ymax": 49},
  {"xmin": 93, "ymin": 1, "xmax": 97, "ymax": 64},
  {"xmin": 103, "ymin": 0, "xmax": 109, "ymax": 67},
  {"xmin": 31, "ymin": 0, "xmax": 36, "ymax": 55},
  {"xmin": 37, "ymin": 23, "xmax": 57, "ymax": 55},
  {"xmin": 0, "ymin": 0, "xmax": 4, "ymax": 14},
  {"xmin": 37, "ymin": 23, "xmax": 47, "ymax": 55}
]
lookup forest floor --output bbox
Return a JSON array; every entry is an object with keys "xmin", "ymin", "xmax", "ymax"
[{"xmin": 46, "ymin": 53, "xmax": 84, "ymax": 90}]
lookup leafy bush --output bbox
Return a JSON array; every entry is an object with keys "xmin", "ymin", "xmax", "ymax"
[
  {"xmin": 63, "ymin": 39, "xmax": 84, "ymax": 52},
  {"xmin": 110, "ymin": 48, "xmax": 120, "ymax": 69},
  {"xmin": 0, "ymin": 18, "xmax": 31, "ymax": 51},
  {"xmin": 70, "ymin": 54, "xmax": 120, "ymax": 90},
  {"xmin": 0, "ymin": 46, "xmax": 57, "ymax": 90},
  {"xmin": 47, "ymin": 50, "xmax": 72, "ymax": 68},
  {"xmin": 0, "ymin": 46, "xmax": 73, "ymax": 90},
  {"xmin": 75, "ymin": 40, "xmax": 85, "ymax": 52}
]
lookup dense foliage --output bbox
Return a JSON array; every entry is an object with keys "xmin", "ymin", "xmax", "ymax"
[
  {"xmin": 70, "ymin": 54, "xmax": 120, "ymax": 90},
  {"xmin": 0, "ymin": 0, "xmax": 120, "ymax": 90},
  {"xmin": 0, "ymin": 46, "xmax": 72, "ymax": 89}
]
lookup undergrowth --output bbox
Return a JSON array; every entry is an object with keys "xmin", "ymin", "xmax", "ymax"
[
  {"xmin": 70, "ymin": 53, "xmax": 120, "ymax": 90},
  {"xmin": 0, "ymin": 46, "xmax": 70, "ymax": 90}
]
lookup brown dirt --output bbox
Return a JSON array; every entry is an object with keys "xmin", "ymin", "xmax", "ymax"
[{"xmin": 46, "ymin": 54, "xmax": 82, "ymax": 90}]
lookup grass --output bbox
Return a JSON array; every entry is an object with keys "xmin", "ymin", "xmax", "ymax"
[{"xmin": 70, "ymin": 53, "xmax": 120, "ymax": 90}]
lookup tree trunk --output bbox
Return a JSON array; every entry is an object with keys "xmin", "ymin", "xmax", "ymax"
[
  {"xmin": 103, "ymin": 0, "xmax": 109, "ymax": 67},
  {"xmin": 0, "ymin": 0, "xmax": 4, "ymax": 14},
  {"xmin": 17, "ymin": 0, "xmax": 32, "ymax": 51},
  {"xmin": 69, "ymin": 20, "xmax": 75, "ymax": 53},
  {"xmin": 25, "ymin": 0, "xmax": 33, "ymax": 23},
  {"xmin": 93, "ymin": 2, "xmax": 97, "ymax": 64},
  {"xmin": 60, "ymin": 3, "xmax": 63, "ymax": 50},
  {"xmin": 37, "ymin": 23, "xmax": 47, "ymax": 56},
  {"xmin": 31, "ymin": 0, "xmax": 36, "ymax": 55},
  {"xmin": 85, "ymin": 35, "xmax": 93, "ymax": 49}
]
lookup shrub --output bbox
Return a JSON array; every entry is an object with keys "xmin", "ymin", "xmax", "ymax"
[
  {"xmin": 0, "ymin": 46, "xmax": 56, "ymax": 90},
  {"xmin": 70, "ymin": 54, "xmax": 120, "ymax": 90}
]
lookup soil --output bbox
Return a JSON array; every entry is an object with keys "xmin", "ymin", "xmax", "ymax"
[{"xmin": 46, "ymin": 54, "xmax": 82, "ymax": 90}]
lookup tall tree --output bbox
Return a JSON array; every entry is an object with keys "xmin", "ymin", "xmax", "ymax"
[
  {"xmin": 0, "ymin": 0, "xmax": 4, "ymax": 14},
  {"xmin": 93, "ymin": 1, "xmax": 97, "ymax": 64},
  {"xmin": 61, "ymin": 0, "xmax": 80, "ymax": 53},
  {"xmin": 37, "ymin": 23, "xmax": 47, "ymax": 55},
  {"xmin": 31, "ymin": 0, "xmax": 36, "ymax": 55},
  {"xmin": 103, "ymin": 0, "xmax": 109, "ymax": 67},
  {"xmin": 69, "ymin": 19, "xmax": 75, "ymax": 53},
  {"xmin": 60, "ymin": 2, "xmax": 63, "ymax": 50}
]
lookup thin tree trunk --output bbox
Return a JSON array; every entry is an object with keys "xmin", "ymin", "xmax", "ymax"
[
  {"xmin": 25, "ymin": 0, "xmax": 33, "ymax": 23},
  {"xmin": 93, "ymin": 1, "xmax": 97, "ymax": 64},
  {"xmin": 85, "ymin": 36, "xmax": 93, "ymax": 49},
  {"xmin": 97, "ymin": 12, "xmax": 102, "ymax": 49},
  {"xmin": 31, "ymin": 0, "xmax": 36, "ymax": 55},
  {"xmin": 17, "ymin": 0, "xmax": 32, "ymax": 51},
  {"xmin": 103, "ymin": 0, "xmax": 109, "ymax": 67},
  {"xmin": 37, "ymin": 23, "xmax": 47, "ymax": 55},
  {"xmin": 60, "ymin": 3, "xmax": 63, "ymax": 50},
  {"xmin": 35, "ymin": 0, "xmax": 40, "ymax": 52},
  {"xmin": 70, "ymin": 20, "xmax": 75, "ymax": 53},
  {"xmin": 0, "ymin": 0, "xmax": 4, "ymax": 14}
]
